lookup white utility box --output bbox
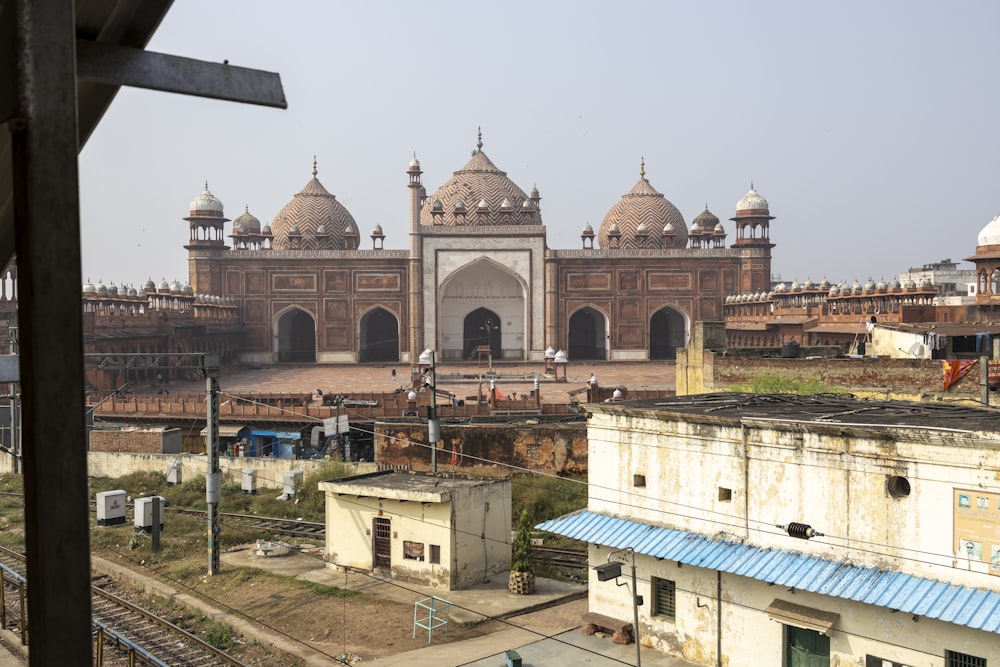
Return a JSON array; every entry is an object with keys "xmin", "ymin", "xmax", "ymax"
[
  {"xmin": 133, "ymin": 496, "xmax": 165, "ymax": 532},
  {"xmin": 283, "ymin": 470, "xmax": 304, "ymax": 496},
  {"xmin": 242, "ymin": 468, "xmax": 258, "ymax": 495},
  {"xmin": 96, "ymin": 490, "xmax": 127, "ymax": 526},
  {"xmin": 166, "ymin": 461, "xmax": 183, "ymax": 485}
]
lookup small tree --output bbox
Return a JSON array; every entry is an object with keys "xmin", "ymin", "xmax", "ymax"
[{"xmin": 510, "ymin": 509, "xmax": 535, "ymax": 573}]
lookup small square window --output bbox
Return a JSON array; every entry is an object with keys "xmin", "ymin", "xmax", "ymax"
[
  {"xmin": 429, "ymin": 544, "xmax": 441, "ymax": 565},
  {"xmin": 652, "ymin": 577, "xmax": 676, "ymax": 620},
  {"xmin": 945, "ymin": 650, "xmax": 986, "ymax": 667},
  {"xmin": 718, "ymin": 487, "xmax": 732, "ymax": 502}
]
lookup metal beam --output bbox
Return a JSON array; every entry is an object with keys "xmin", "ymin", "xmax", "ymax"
[
  {"xmin": 13, "ymin": 0, "xmax": 92, "ymax": 663},
  {"xmin": 76, "ymin": 40, "xmax": 287, "ymax": 109}
]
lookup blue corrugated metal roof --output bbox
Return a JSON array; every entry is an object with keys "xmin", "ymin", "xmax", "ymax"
[{"xmin": 536, "ymin": 510, "xmax": 1000, "ymax": 634}]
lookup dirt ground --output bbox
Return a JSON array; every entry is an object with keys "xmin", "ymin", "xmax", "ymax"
[{"xmin": 95, "ymin": 544, "xmax": 509, "ymax": 665}]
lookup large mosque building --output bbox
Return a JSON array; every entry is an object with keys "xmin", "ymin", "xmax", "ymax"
[{"xmin": 181, "ymin": 132, "xmax": 775, "ymax": 366}]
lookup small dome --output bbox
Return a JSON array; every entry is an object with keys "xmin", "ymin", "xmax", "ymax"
[
  {"xmin": 829, "ymin": 286, "xmax": 840, "ymax": 297},
  {"xmin": 432, "ymin": 199, "xmax": 444, "ymax": 212},
  {"xmin": 713, "ymin": 222, "xmax": 726, "ymax": 235},
  {"xmin": 864, "ymin": 278, "xmax": 876, "ymax": 292},
  {"xmin": 637, "ymin": 222, "xmax": 648, "ymax": 233},
  {"xmin": 876, "ymin": 279, "xmax": 887, "ymax": 290},
  {"xmin": 316, "ymin": 224, "xmax": 327, "ymax": 234},
  {"xmin": 158, "ymin": 279, "xmax": 170, "ymax": 291},
  {"xmin": 775, "ymin": 282, "xmax": 786, "ymax": 292},
  {"xmin": 582, "ymin": 223, "xmax": 594, "ymax": 236},
  {"xmin": 544, "ymin": 346, "xmax": 556, "ymax": 359},
  {"xmin": 409, "ymin": 154, "xmax": 420, "ymax": 169},
  {"xmin": 803, "ymin": 278, "xmax": 815, "ymax": 289},
  {"xmin": 262, "ymin": 224, "xmax": 272, "ymax": 235},
  {"xmin": 107, "ymin": 284, "xmax": 119, "ymax": 296},
  {"xmin": 372, "ymin": 223, "xmax": 384, "ymax": 236},
  {"xmin": 83, "ymin": 279, "xmax": 96, "ymax": 294},
  {"xmin": 289, "ymin": 224, "xmax": 300, "ymax": 234},
  {"xmin": 345, "ymin": 223, "xmax": 356, "ymax": 235},
  {"xmin": 736, "ymin": 184, "xmax": 769, "ymax": 212},
  {"xmin": 170, "ymin": 280, "xmax": 182, "ymax": 292},
  {"xmin": 791, "ymin": 280, "xmax": 800, "ymax": 291},
  {"xmin": 725, "ymin": 295, "xmax": 732, "ymax": 304},
  {"xmin": 609, "ymin": 223, "xmax": 620, "ymax": 235},
  {"xmin": 232, "ymin": 206, "xmax": 261, "ymax": 234},
  {"xmin": 819, "ymin": 278, "xmax": 831, "ymax": 289},
  {"xmin": 189, "ymin": 183, "xmax": 224, "ymax": 214},
  {"xmin": 144, "ymin": 278, "xmax": 156, "ymax": 290},
  {"xmin": 553, "ymin": 349, "xmax": 568, "ymax": 363},
  {"xmin": 889, "ymin": 279, "xmax": 901, "ymax": 290},
  {"xmin": 127, "ymin": 286, "xmax": 138, "ymax": 297},
  {"xmin": 522, "ymin": 199, "xmax": 535, "ymax": 211},
  {"xmin": 905, "ymin": 279, "xmax": 917, "ymax": 289},
  {"xmin": 182, "ymin": 283, "xmax": 193, "ymax": 294},
  {"xmin": 477, "ymin": 198, "xmax": 489, "ymax": 211},
  {"xmin": 978, "ymin": 212, "xmax": 1000, "ymax": 246},
  {"xmin": 454, "ymin": 200, "xmax": 466, "ymax": 212},
  {"xmin": 692, "ymin": 206, "xmax": 720, "ymax": 231},
  {"xmin": 96, "ymin": 280, "xmax": 107, "ymax": 294}
]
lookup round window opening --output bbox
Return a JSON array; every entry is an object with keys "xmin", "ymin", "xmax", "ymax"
[{"xmin": 887, "ymin": 475, "xmax": 911, "ymax": 499}]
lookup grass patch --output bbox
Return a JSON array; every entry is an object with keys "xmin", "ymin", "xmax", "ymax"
[
  {"xmin": 727, "ymin": 375, "xmax": 840, "ymax": 395},
  {"xmin": 511, "ymin": 472, "xmax": 586, "ymax": 526}
]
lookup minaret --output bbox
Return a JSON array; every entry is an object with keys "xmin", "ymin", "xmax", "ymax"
[
  {"xmin": 183, "ymin": 182, "xmax": 229, "ymax": 294},
  {"xmin": 730, "ymin": 182, "xmax": 775, "ymax": 292},
  {"xmin": 407, "ymin": 153, "xmax": 424, "ymax": 360}
]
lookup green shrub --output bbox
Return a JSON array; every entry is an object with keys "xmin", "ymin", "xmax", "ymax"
[{"xmin": 510, "ymin": 509, "xmax": 535, "ymax": 573}]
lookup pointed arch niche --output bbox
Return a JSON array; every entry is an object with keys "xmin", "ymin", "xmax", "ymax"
[
  {"xmin": 275, "ymin": 307, "xmax": 316, "ymax": 363},
  {"xmin": 649, "ymin": 306, "xmax": 688, "ymax": 360},
  {"xmin": 568, "ymin": 306, "xmax": 608, "ymax": 361},
  {"xmin": 439, "ymin": 258, "xmax": 526, "ymax": 361},
  {"xmin": 359, "ymin": 307, "xmax": 400, "ymax": 362}
]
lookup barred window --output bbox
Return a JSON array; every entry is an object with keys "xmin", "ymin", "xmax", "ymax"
[
  {"xmin": 652, "ymin": 577, "xmax": 676, "ymax": 619},
  {"xmin": 946, "ymin": 650, "xmax": 986, "ymax": 667},
  {"xmin": 429, "ymin": 544, "xmax": 441, "ymax": 565}
]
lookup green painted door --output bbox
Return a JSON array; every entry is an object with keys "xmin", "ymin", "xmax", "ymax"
[{"xmin": 786, "ymin": 626, "xmax": 830, "ymax": 667}]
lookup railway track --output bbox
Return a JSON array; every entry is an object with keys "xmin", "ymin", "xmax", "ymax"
[
  {"xmin": 0, "ymin": 546, "xmax": 247, "ymax": 666},
  {"xmin": 533, "ymin": 545, "xmax": 588, "ymax": 573}
]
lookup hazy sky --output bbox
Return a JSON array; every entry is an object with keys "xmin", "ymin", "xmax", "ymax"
[{"xmin": 79, "ymin": 0, "xmax": 1000, "ymax": 291}]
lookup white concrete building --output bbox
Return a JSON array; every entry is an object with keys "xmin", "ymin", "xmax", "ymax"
[
  {"xmin": 319, "ymin": 471, "xmax": 511, "ymax": 590},
  {"xmin": 539, "ymin": 393, "xmax": 1000, "ymax": 666}
]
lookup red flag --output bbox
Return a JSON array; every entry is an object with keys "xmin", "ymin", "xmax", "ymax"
[{"xmin": 494, "ymin": 387, "xmax": 507, "ymax": 401}]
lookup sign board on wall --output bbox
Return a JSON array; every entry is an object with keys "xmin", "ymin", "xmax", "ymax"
[{"xmin": 953, "ymin": 488, "xmax": 1000, "ymax": 574}]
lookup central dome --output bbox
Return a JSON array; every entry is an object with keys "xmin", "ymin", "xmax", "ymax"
[
  {"xmin": 269, "ymin": 162, "xmax": 359, "ymax": 250},
  {"xmin": 598, "ymin": 164, "xmax": 687, "ymax": 249},
  {"xmin": 978, "ymin": 212, "xmax": 1000, "ymax": 247},
  {"xmin": 420, "ymin": 133, "xmax": 540, "ymax": 228}
]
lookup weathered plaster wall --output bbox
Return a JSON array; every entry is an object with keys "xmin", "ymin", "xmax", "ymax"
[{"xmin": 375, "ymin": 422, "xmax": 588, "ymax": 475}]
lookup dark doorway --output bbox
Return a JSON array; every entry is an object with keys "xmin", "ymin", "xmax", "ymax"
[
  {"xmin": 463, "ymin": 307, "xmax": 502, "ymax": 360},
  {"xmin": 650, "ymin": 307, "xmax": 686, "ymax": 360},
  {"xmin": 359, "ymin": 308, "xmax": 399, "ymax": 362},
  {"xmin": 568, "ymin": 308, "xmax": 606, "ymax": 360},
  {"xmin": 277, "ymin": 309, "xmax": 315, "ymax": 363},
  {"xmin": 373, "ymin": 517, "xmax": 391, "ymax": 570}
]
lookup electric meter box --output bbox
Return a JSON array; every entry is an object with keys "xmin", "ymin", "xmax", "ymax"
[
  {"xmin": 283, "ymin": 470, "xmax": 304, "ymax": 496},
  {"xmin": 166, "ymin": 461, "xmax": 183, "ymax": 485},
  {"xmin": 242, "ymin": 468, "xmax": 258, "ymax": 495},
  {"xmin": 96, "ymin": 490, "xmax": 127, "ymax": 526},
  {"xmin": 133, "ymin": 496, "xmax": 165, "ymax": 532}
]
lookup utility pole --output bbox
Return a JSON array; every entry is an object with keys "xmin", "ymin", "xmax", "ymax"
[{"xmin": 203, "ymin": 355, "xmax": 222, "ymax": 574}]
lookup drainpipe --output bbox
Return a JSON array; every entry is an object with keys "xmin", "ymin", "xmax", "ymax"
[{"xmin": 716, "ymin": 570, "xmax": 722, "ymax": 667}]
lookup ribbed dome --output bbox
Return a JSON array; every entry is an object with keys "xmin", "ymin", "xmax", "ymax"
[
  {"xmin": 189, "ymin": 183, "xmax": 224, "ymax": 215},
  {"xmin": 232, "ymin": 206, "xmax": 261, "ymax": 234},
  {"xmin": 978, "ymin": 212, "xmax": 1000, "ymax": 246},
  {"xmin": 419, "ymin": 140, "xmax": 540, "ymax": 228},
  {"xmin": 598, "ymin": 171, "xmax": 687, "ymax": 249},
  {"xmin": 269, "ymin": 164, "xmax": 359, "ymax": 250},
  {"xmin": 736, "ymin": 184, "xmax": 769, "ymax": 214}
]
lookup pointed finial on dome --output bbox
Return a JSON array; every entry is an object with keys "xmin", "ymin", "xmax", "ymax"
[
  {"xmin": 312, "ymin": 156, "xmax": 318, "ymax": 177},
  {"xmin": 750, "ymin": 180, "xmax": 755, "ymax": 191},
  {"xmin": 476, "ymin": 126, "xmax": 483, "ymax": 151},
  {"xmin": 640, "ymin": 157, "xmax": 646, "ymax": 180},
  {"xmin": 204, "ymin": 180, "xmax": 209, "ymax": 190},
  {"xmin": 245, "ymin": 205, "xmax": 249, "ymax": 213}
]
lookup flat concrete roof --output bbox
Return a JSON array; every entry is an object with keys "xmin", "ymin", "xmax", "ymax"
[
  {"xmin": 595, "ymin": 392, "xmax": 1000, "ymax": 433},
  {"xmin": 319, "ymin": 470, "xmax": 507, "ymax": 502}
]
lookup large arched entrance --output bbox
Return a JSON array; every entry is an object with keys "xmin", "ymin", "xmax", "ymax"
[
  {"xmin": 276, "ymin": 308, "xmax": 315, "ymax": 362},
  {"xmin": 359, "ymin": 307, "xmax": 399, "ymax": 362},
  {"xmin": 439, "ymin": 258, "xmax": 526, "ymax": 361},
  {"xmin": 649, "ymin": 306, "xmax": 687, "ymax": 360},
  {"xmin": 463, "ymin": 307, "xmax": 502, "ymax": 360},
  {"xmin": 568, "ymin": 307, "xmax": 607, "ymax": 360}
]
